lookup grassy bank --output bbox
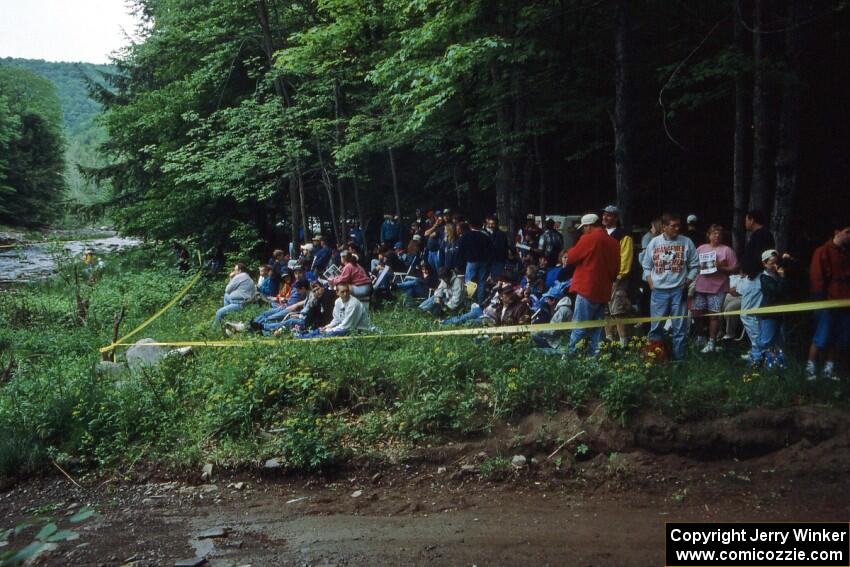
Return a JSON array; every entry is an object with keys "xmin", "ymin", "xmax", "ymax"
[{"xmin": 0, "ymin": 246, "xmax": 847, "ymax": 478}]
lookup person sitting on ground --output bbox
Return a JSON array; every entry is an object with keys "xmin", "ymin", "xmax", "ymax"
[
  {"xmin": 268, "ymin": 249, "xmax": 287, "ymax": 291},
  {"xmin": 420, "ymin": 267, "xmax": 464, "ymax": 316},
  {"xmin": 752, "ymin": 249, "xmax": 788, "ymax": 368},
  {"xmin": 439, "ymin": 278, "xmax": 511, "ymax": 327},
  {"xmin": 269, "ymin": 281, "xmax": 337, "ymax": 336},
  {"xmin": 493, "ymin": 285, "xmax": 530, "ymax": 326},
  {"xmin": 226, "ymin": 279, "xmax": 309, "ymax": 334},
  {"xmin": 295, "ymin": 283, "xmax": 373, "ymax": 339},
  {"xmin": 693, "ymin": 224, "xmax": 738, "ymax": 353},
  {"xmin": 545, "ymin": 250, "xmax": 569, "ymax": 290},
  {"xmin": 214, "ymin": 263, "xmax": 256, "ymax": 324},
  {"xmin": 330, "ymin": 251, "xmax": 372, "ymax": 298},
  {"xmin": 531, "ymin": 286, "xmax": 574, "ymax": 352},
  {"xmin": 397, "ymin": 262, "xmax": 437, "ymax": 307},
  {"xmin": 257, "ymin": 264, "xmax": 276, "ymax": 298},
  {"xmin": 271, "ymin": 270, "xmax": 294, "ymax": 307}
]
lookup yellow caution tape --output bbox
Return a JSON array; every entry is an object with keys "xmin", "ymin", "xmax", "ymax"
[
  {"xmin": 104, "ymin": 297, "xmax": 850, "ymax": 349},
  {"xmin": 99, "ymin": 270, "xmax": 204, "ymax": 353}
]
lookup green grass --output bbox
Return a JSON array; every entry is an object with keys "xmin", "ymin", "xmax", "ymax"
[{"xmin": 0, "ymin": 245, "xmax": 847, "ymax": 478}]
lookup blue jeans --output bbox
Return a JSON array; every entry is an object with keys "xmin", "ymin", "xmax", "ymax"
[
  {"xmin": 214, "ymin": 293, "xmax": 245, "ymax": 324},
  {"xmin": 441, "ymin": 304, "xmax": 484, "ymax": 326},
  {"xmin": 754, "ymin": 317, "xmax": 783, "ymax": 361},
  {"xmin": 648, "ymin": 287, "xmax": 689, "ymax": 360},
  {"xmin": 253, "ymin": 306, "xmax": 290, "ymax": 324},
  {"xmin": 465, "ymin": 261, "xmax": 488, "ymax": 304},
  {"xmin": 397, "ymin": 278, "xmax": 427, "ymax": 306},
  {"xmin": 568, "ymin": 294, "xmax": 607, "ymax": 355},
  {"xmin": 427, "ymin": 251, "xmax": 441, "ymax": 271},
  {"xmin": 262, "ymin": 317, "xmax": 304, "ymax": 335}
]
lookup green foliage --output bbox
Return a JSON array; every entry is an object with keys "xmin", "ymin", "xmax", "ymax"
[
  {"xmin": 0, "ymin": 248, "xmax": 848, "ymax": 479},
  {"xmin": 0, "ymin": 66, "xmax": 67, "ymax": 226}
]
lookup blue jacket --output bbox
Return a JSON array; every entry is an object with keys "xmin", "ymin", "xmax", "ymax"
[
  {"xmin": 312, "ymin": 245, "xmax": 332, "ymax": 274},
  {"xmin": 381, "ymin": 220, "xmax": 401, "ymax": 243}
]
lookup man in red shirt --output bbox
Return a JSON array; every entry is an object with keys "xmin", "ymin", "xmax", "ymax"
[
  {"xmin": 566, "ymin": 213, "xmax": 620, "ymax": 355},
  {"xmin": 806, "ymin": 219, "xmax": 850, "ymax": 380}
]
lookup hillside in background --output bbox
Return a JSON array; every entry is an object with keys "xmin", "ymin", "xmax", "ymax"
[{"xmin": 0, "ymin": 57, "xmax": 113, "ymax": 217}]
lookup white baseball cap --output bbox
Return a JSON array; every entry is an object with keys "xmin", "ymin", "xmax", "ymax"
[
  {"xmin": 687, "ymin": 214, "xmax": 698, "ymax": 224},
  {"xmin": 576, "ymin": 213, "xmax": 599, "ymax": 229}
]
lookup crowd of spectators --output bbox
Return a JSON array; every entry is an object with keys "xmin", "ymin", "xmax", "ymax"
[{"xmin": 211, "ymin": 207, "xmax": 850, "ymax": 380}]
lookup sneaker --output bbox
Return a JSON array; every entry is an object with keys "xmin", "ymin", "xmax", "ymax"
[
  {"xmin": 721, "ymin": 334, "xmax": 735, "ymax": 341},
  {"xmin": 823, "ymin": 365, "xmax": 839, "ymax": 381},
  {"xmin": 223, "ymin": 322, "xmax": 245, "ymax": 335},
  {"xmin": 805, "ymin": 365, "xmax": 818, "ymax": 382},
  {"xmin": 740, "ymin": 353, "xmax": 751, "ymax": 361},
  {"xmin": 700, "ymin": 341, "xmax": 715, "ymax": 354}
]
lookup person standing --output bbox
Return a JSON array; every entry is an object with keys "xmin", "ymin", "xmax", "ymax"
[
  {"xmin": 380, "ymin": 215, "xmax": 402, "ymax": 246},
  {"xmin": 601, "ymin": 205, "xmax": 635, "ymax": 346},
  {"xmin": 456, "ymin": 221, "xmax": 493, "ymax": 304},
  {"xmin": 485, "ymin": 216, "xmax": 510, "ymax": 279},
  {"xmin": 738, "ymin": 210, "xmax": 775, "ymax": 356},
  {"xmin": 641, "ymin": 213, "xmax": 699, "ymax": 360},
  {"xmin": 693, "ymin": 224, "xmax": 738, "ymax": 352},
  {"xmin": 566, "ymin": 213, "xmax": 620, "ymax": 355},
  {"xmin": 537, "ymin": 218, "xmax": 564, "ymax": 266},
  {"xmin": 806, "ymin": 219, "xmax": 850, "ymax": 380}
]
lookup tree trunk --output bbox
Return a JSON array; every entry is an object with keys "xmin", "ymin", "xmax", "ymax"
[
  {"xmin": 533, "ymin": 132, "xmax": 547, "ymax": 215},
  {"xmin": 771, "ymin": 0, "xmax": 803, "ymax": 253},
  {"xmin": 732, "ymin": 0, "xmax": 749, "ymax": 253},
  {"xmin": 333, "ymin": 78, "xmax": 345, "ymax": 235},
  {"xmin": 490, "ymin": 63, "xmax": 515, "ymax": 232},
  {"xmin": 750, "ymin": 0, "xmax": 772, "ymax": 214},
  {"xmin": 387, "ymin": 147, "xmax": 401, "ymax": 218},
  {"xmin": 614, "ymin": 0, "xmax": 634, "ymax": 231},
  {"xmin": 352, "ymin": 173, "xmax": 367, "ymax": 251},
  {"xmin": 288, "ymin": 175, "xmax": 301, "ymax": 245},
  {"xmin": 315, "ymin": 137, "xmax": 340, "ymax": 244},
  {"xmin": 256, "ymin": 0, "xmax": 307, "ymax": 243}
]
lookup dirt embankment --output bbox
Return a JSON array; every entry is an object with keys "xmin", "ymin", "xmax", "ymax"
[{"xmin": 2, "ymin": 405, "xmax": 849, "ymax": 566}]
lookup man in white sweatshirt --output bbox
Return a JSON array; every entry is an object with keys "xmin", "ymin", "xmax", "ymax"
[
  {"xmin": 295, "ymin": 283, "xmax": 373, "ymax": 339},
  {"xmin": 641, "ymin": 213, "xmax": 699, "ymax": 359},
  {"xmin": 214, "ymin": 263, "xmax": 256, "ymax": 324}
]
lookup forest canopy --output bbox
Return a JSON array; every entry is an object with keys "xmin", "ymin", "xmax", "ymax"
[
  {"xmin": 90, "ymin": 0, "xmax": 849, "ymax": 258},
  {"xmin": 0, "ymin": 66, "xmax": 66, "ymax": 227}
]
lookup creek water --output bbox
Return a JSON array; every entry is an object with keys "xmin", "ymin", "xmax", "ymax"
[{"xmin": 0, "ymin": 232, "xmax": 140, "ymax": 284}]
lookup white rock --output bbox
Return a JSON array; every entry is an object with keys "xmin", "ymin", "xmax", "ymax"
[{"xmin": 511, "ymin": 455, "xmax": 527, "ymax": 468}]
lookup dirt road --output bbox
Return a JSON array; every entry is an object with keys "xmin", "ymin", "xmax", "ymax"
[{"xmin": 2, "ymin": 436, "xmax": 848, "ymax": 567}]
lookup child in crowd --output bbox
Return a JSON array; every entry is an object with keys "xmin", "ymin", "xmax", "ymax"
[
  {"xmin": 257, "ymin": 264, "xmax": 276, "ymax": 298},
  {"xmin": 753, "ymin": 249, "xmax": 788, "ymax": 368}
]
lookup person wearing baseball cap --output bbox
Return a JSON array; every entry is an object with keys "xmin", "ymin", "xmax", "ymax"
[
  {"xmin": 565, "ymin": 213, "xmax": 620, "ymax": 355},
  {"xmin": 685, "ymin": 214, "xmax": 703, "ymax": 246},
  {"xmin": 601, "ymin": 204, "xmax": 635, "ymax": 346}
]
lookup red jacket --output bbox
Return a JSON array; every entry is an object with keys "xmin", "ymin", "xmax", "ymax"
[
  {"xmin": 567, "ymin": 227, "xmax": 620, "ymax": 303},
  {"xmin": 810, "ymin": 239, "xmax": 850, "ymax": 299}
]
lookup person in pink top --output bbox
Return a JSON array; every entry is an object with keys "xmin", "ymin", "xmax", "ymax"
[
  {"xmin": 330, "ymin": 252, "xmax": 372, "ymax": 298},
  {"xmin": 694, "ymin": 224, "xmax": 738, "ymax": 352}
]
